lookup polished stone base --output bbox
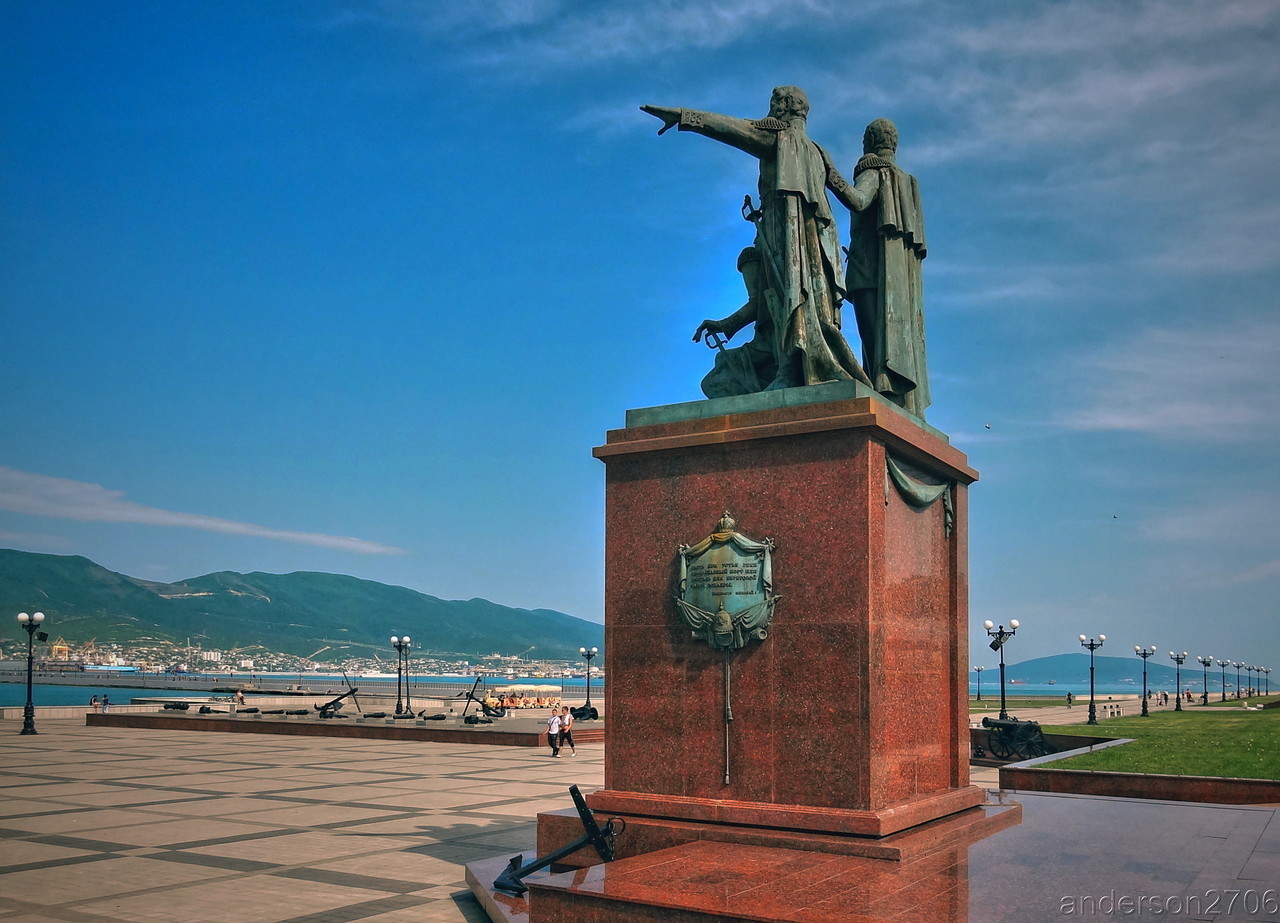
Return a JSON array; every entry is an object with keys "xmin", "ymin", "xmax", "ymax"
[
  {"xmin": 538, "ymin": 797, "xmax": 1019, "ymax": 865},
  {"xmin": 467, "ymin": 790, "xmax": 1280, "ymax": 922},
  {"xmin": 463, "ymin": 797, "xmax": 1018, "ymax": 921},
  {"xmin": 584, "ymin": 784, "xmax": 987, "ymax": 838}
]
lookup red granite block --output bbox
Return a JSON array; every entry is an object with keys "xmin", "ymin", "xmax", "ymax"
[
  {"xmin": 1000, "ymin": 766, "xmax": 1280, "ymax": 804},
  {"xmin": 527, "ymin": 839, "xmax": 978, "ymax": 922},
  {"xmin": 594, "ymin": 397, "xmax": 977, "ymax": 832},
  {"xmin": 538, "ymin": 800, "xmax": 1022, "ymax": 866}
]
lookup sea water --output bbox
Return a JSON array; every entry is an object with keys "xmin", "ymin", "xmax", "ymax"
[{"xmin": 0, "ymin": 671, "xmax": 607, "ymax": 708}]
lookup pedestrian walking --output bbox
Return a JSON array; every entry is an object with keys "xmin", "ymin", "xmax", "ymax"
[
  {"xmin": 559, "ymin": 706, "xmax": 576, "ymax": 756},
  {"xmin": 546, "ymin": 710, "xmax": 562, "ymax": 757}
]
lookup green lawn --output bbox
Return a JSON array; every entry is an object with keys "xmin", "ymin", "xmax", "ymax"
[{"xmin": 1041, "ymin": 708, "xmax": 1280, "ymax": 779}]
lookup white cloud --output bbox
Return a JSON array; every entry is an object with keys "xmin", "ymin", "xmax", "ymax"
[
  {"xmin": 1211, "ymin": 559, "xmax": 1280, "ymax": 586},
  {"xmin": 1060, "ymin": 319, "xmax": 1280, "ymax": 440},
  {"xmin": 381, "ymin": 0, "xmax": 843, "ymax": 71},
  {"xmin": 0, "ymin": 528, "xmax": 73, "ymax": 550},
  {"xmin": 0, "ymin": 468, "xmax": 405, "ymax": 555}
]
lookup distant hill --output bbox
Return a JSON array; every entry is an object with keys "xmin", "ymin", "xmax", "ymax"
[
  {"xmin": 0, "ymin": 549, "xmax": 603, "ymax": 661},
  {"xmin": 1001, "ymin": 652, "xmax": 1222, "ymax": 688}
]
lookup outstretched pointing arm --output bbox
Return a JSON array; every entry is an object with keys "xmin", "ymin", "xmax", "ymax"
[{"xmin": 640, "ymin": 105, "xmax": 772, "ymax": 158}]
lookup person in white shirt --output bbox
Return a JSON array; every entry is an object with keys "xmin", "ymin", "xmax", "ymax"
[
  {"xmin": 559, "ymin": 706, "xmax": 576, "ymax": 756},
  {"xmin": 546, "ymin": 711, "xmax": 562, "ymax": 757}
]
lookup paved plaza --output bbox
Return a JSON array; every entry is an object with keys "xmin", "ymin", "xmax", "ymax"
[
  {"xmin": 0, "ymin": 718, "xmax": 602, "ymax": 922},
  {"xmin": 5, "ymin": 703, "xmax": 1275, "ymax": 922}
]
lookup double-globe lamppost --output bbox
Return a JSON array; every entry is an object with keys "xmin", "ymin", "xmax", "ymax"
[
  {"xmin": 1265, "ymin": 667, "xmax": 1272, "ymax": 696},
  {"xmin": 579, "ymin": 646, "xmax": 599, "ymax": 713},
  {"xmin": 1169, "ymin": 651, "xmax": 1188, "ymax": 711},
  {"xmin": 1080, "ymin": 634, "xmax": 1105, "ymax": 725},
  {"xmin": 983, "ymin": 620, "xmax": 1019, "ymax": 721},
  {"xmin": 1218, "ymin": 659, "xmax": 1231, "ymax": 701},
  {"xmin": 16, "ymin": 612, "xmax": 47, "ymax": 736},
  {"xmin": 1235, "ymin": 661, "xmax": 1244, "ymax": 700},
  {"xmin": 973, "ymin": 665, "xmax": 986, "ymax": 701},
  {"xmin": 390, "ymin": 635, "xmax": 412, "ymax": 716},
  {"xmin": 1196, "ymin": 656, "xmax": 1214, "ymax": 706},
  {"xmin": 1134, "ymin": 645, "xmax": 1156, "ymax": 717},
  {"xmin": 1245, "ymin": 665, "xmax": 1255, "ymax": 697}
]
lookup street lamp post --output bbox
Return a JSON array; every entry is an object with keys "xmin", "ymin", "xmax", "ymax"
[
  {"xmin": 16, "ymin": 612, "xmax": 47, "ymax": 735},
  {"xmin": 1080, "ymin": 634, "xmax": 1106, "ymax": 725},
  {"xmin": 579, "ymin": 646, "xmax": 599, "ymax": 712},
  {"xmin": 1196, "ymin": 656, "xmax": 1213, "ymax": 706},
  {"xmin": 973, "ymin": 665, "xmax": 985, "ymax": 701},
  {"xmin": 1218, "ymin": 659, "xmax": 1230, "ymax": 701},
  {"xmin": 1264, "ymin": 667, "xmax": 1271, "ymax": 696},
  {"xmin": 1169, "ymin": 652, "xmax": 1187, "ymax": 711},
  {"xmin": 1235, "ymin": 661, "xmax": 1244, "ymax": 700},
  {"xmin": 1135, "ymin": 645, "xmax": 1156, "ymax": 717},
  {"xmin": 390, "ymin": 635, "xmax": 412, "ymax": 715},
  {"xmin": 983, "ymin": 620, "xmax": 1020, "ymax": 720},
  {"xmin": 1245, "ymin": 665, "xmax": 1254, "ymax": 697}
]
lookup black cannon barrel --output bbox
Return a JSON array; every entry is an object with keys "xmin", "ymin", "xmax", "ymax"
[{"xmin": 981, "ymin": 716, "xmax": 1041, "ymax": 730}]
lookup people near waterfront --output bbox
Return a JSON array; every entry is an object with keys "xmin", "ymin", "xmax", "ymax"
[
  {"xmin": 236, "ymin": 690, "xmax": 246, "ymax": 705},
  {"xmin": 90, "ymin": 694, "xmax": 100, "ymax": 713},
  {"xmin": 1065, "ymin": 692, "xmax": 1073, "ymax": 707},
  {"xmin": 546, "ymin": 711, "xmax": 562, "ymax": 757},
  {"xmin": 558, "ymin": 706, "xmax": 576, "ymax": 757},
  {"xmin": 101, "ymin": 694, "xmax": 110, "ymax": 713}
]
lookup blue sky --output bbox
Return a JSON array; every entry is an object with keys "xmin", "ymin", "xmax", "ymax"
[{"xmin": 2, "ymin": 1, "xmax": 1277, "ymax": 671}]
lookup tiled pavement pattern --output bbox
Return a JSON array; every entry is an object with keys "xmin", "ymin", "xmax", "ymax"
[{"xmin": 0, "ymin": 718, "xmax": 602, "ymax": 922}]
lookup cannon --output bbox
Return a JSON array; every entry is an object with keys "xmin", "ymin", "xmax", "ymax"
[{"xmin": 981, "ymin": 716, "xmax": 1054, "ymax": 760}]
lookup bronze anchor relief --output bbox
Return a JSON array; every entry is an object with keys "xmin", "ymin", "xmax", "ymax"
[{"xmin": 675, "ymin": 511, "xmax": 777, "ymax": 784}]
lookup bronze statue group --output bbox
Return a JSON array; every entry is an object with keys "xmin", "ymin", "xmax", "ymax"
[{"xmin": 644, "ymin": 88, "xmax": 930, "ymax": 418}]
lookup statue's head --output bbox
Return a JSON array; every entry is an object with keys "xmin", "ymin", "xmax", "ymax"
[
  {"xmin": 863, "ymin": 118, "xmax": 898, "ymax": 156},
  {"xmin": 768, "ymin": 86, "xmax": 810, "ymax": 122}
]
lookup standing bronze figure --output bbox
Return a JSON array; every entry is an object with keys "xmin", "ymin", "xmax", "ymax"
[
  {"xmin": 643, "ymin": 87, "xmax": 871, "ymax": 397},
  {"xmin": 843, "ymin": 118, "xmax": 930, "ymax": 417}
]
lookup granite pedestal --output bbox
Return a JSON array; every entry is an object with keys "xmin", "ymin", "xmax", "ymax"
[
  {"xmin": 588, "ymin": 383, "xmax": 982, "ymax": 835},
  {"xmin": 486, "ymin": 384, "xmax": 1005, "ymax": 920}
]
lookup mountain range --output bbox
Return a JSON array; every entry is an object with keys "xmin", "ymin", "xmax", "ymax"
[
  {"xmin": 0, "ymin": 549, "xmax": 603, "ymax": 661},
  {"xmin": 995, "ymin": 652, "xmax": 1231, "ymax": 688}
]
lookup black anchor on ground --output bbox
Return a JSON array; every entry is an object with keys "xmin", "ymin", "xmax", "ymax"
[{"xmin": 492, "ymin": 784, "xmax": 624, "ymax": 896}]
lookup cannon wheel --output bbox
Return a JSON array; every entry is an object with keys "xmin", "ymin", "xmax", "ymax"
[
  {"xmin": 1022, "ymin": 733, "xmax": 1053, "ymax": 758},
  {"xmin": 988, "ymin": 729, "xmax": 1015, "ymax": 759}
]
